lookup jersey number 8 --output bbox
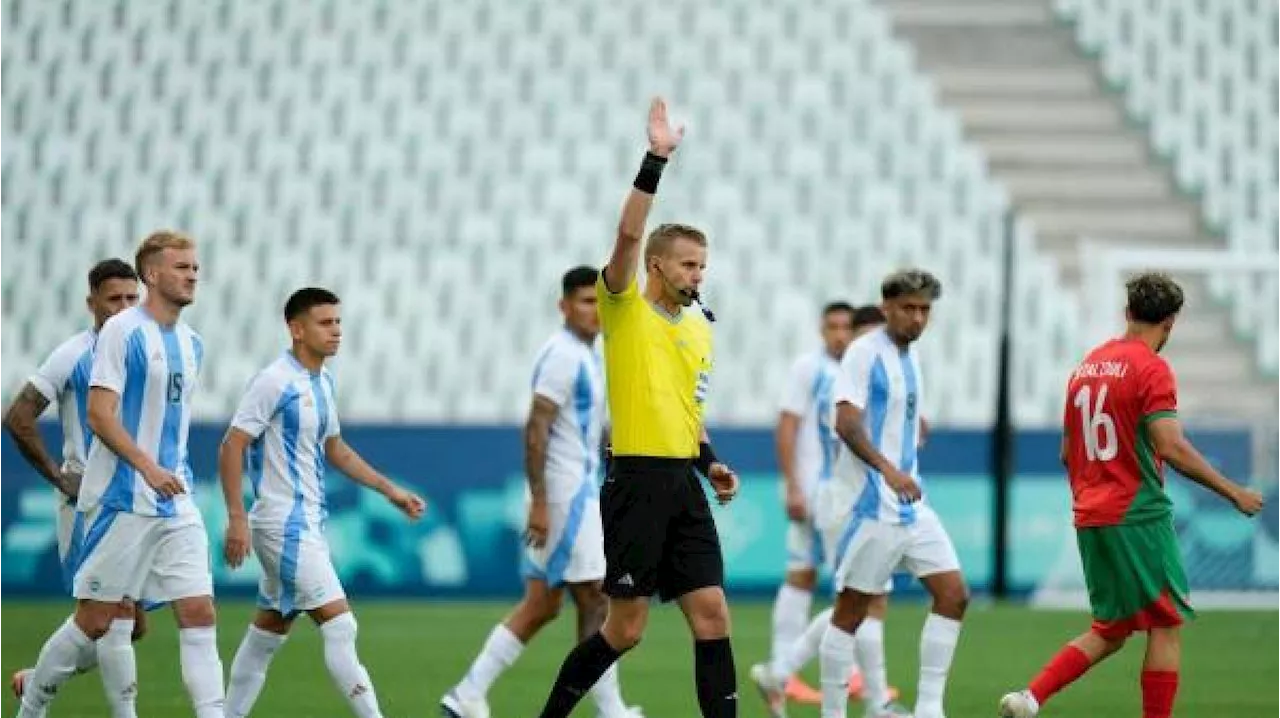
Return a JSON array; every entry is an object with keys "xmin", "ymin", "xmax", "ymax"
[{"xmin": 1073, "ymin": 384, "xmax": 1117, "ymax": 462}]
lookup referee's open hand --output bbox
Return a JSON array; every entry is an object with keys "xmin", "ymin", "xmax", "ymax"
[{"xmin": 708, "ymin": 463, "xmax": 739, "ymax": 506}]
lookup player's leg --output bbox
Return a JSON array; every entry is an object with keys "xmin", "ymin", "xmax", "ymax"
[
  {"xmin": 225, "ymin": 608, "xmax": 294, "ymax": 718},
  {"xmin": 21, "ymin": 509, "xmax": 156, "ymax": 718},
  {"xmin": 1140, "ymin": 627, "xmax": 1180, "ymax": 718},
  {"xmin": 821, "ymin": 519, "xmax": 902, "ymax": 718},
  {"xmin": 907, "ymin": 507, "xmax": 968, "ymax": 718},
  {"xmin": 1000, "ymin": 522, "xmax": 1162, "ymax": 717},
  {"xmin": 565, "ymin": 496, "xmax": 642, "ymax": 718},
  {"xmin": 226, "ymin": 526, "xmax": 293, "ymax": 717},
  {"xmin": 308, "ymin": 599, "xmax": 385, "ymax": 718},
  {"xmin": 770, "ymin": 520, "xmax": 819, "ymax": 689},
  {"xmin": 999, "ymin": 629, "xmax": 1127, "ymax": 717},
  {"xmin": 569, "ymin": 581, "xmax": 640, "ymax": 718},
  {"xmin": 154, "ymin": 517, "xmax": 224, "ymax": 718},
  {"xmin": 443, "ymin": 578, "xmax": 564, "ymax": 716},
  {"xmin": 535, "ymin": 459, "xmax": 668, "ymax": 718},
  {"xmin": 852, "ymin": 591, "xmax": 893, "ymax": 708}
]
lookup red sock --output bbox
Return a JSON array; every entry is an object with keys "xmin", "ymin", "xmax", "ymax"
[
  {"xmin": 1141, "ymin": 670, "xmax": 1179, "ymax": 718},
  {"xmin": 1028, "ymin": 644, "xmax": 1093, "ymax": 705}
]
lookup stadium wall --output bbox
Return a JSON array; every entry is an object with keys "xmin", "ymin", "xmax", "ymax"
[{"xmin": 2, "ymin": 425, "xmax": 1274, "ymax": 599}]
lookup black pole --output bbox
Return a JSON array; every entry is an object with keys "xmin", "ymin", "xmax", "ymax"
[{"xmin": 991, "ymin": 209, "xmax": 1016, "ymax": 599}]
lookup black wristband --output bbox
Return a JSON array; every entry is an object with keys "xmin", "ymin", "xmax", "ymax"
[
  {"xmin": 694, "ymin": 441, "xmax": 718, "ymax": 477},
  {"xmin": 632, "ymin": 151, "xmax": 667, "ymax": 194}
]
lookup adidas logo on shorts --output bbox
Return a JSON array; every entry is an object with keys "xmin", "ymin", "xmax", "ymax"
[{"xmin": 617, "ymin": 574, "xmax": 634, "ymax": 587}]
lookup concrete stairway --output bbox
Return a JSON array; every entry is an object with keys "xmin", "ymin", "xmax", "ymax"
[{"xmin": 879, "ymin": 0, "xmax": 1278, "ymax": 422}]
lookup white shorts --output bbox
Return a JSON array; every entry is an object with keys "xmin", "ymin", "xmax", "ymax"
[
  {"xmin": 73, "ymin": 507, "xmax": 213, "ymax": 603},
  {"xmin": 522, "ymin": 489, "xmax": 605, "ymax": 588},
  {"xmin": 832, "ymin": 504, "xmax": 961, "ymax": 594},
  {"xmin": 55, "ymin": 494, "xmax": 83, "ymax": 593},
  {"xmin": 785, "ymin": 518, "xmax": 825, "ymax": 572},
  {"xmin": 254, "ymin": 525, "xmax": 346, "ymax": 617}
]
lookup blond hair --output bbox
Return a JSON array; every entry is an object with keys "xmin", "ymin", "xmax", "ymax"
[
  {"xmin": 135, "ymin": 230, "xmax": 194, "ymax": 283},
  {"xmin": 643, "ymin": 223, "xmax": 707, "ymax": 262}
]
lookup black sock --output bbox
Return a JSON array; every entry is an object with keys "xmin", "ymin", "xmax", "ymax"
[
  {"xmin": 695, "ymin": 637, "xmax": 738, "ymax": 718},
  {"xmin": 537, "ymin": 632, "xmax": 622, "ymax": 718}
]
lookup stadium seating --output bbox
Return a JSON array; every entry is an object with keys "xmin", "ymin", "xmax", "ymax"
[
  {"xmin": 1055, "ymin": 0, "xmax": 1279, "ymax": 375},
  {"xmin": 1, "ymin": 0, "xmax": 1268, "ymax": 429}
]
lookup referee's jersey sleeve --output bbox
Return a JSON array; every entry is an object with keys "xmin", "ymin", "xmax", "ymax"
[
  {"xmin": 597, "ymin": 273, "xmax": 639, "ymax": 303},
  {"xmin": 833, "ymin": 340, "xmax": 874, "ymax": 411}
]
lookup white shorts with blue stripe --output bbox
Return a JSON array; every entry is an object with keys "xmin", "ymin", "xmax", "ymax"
[
  {"xmin": 55, "ymin": 493, "xmax": 84, "ymax": 594},
  {"xmin": 522, "ymin": 481, "xmax": 605, "ymax": 588},
  {"xmin": 72, "ymin": 506, "xmax": 212, "ymax": 603},
  {"xmin": 829, "ymin": 503, "xmax": 960, "ymax": 594},
  {"xmin": 253, "ymin": 524, "xmax": 345, "ymax": 618}
]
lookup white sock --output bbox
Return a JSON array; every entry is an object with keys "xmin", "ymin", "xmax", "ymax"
[
  {"xmin": 456, "ymin": 623, "xmax": 525, "ymax": 701},
  {"xmin": 225, "ymin": 625, "xmax": 288, "ymax": 718},
  {"xmin": 915, "ymin": 613, "xmax": 962, "ymax": 718},
  {"xmin": 320, "ymin": 613, "xmax": 383, "ymax": 718},
  {"xmin": 855, "ymin": 616, "xmax": 888, "ymax": 709},
  {"xmin": 97, "ymin": 618, "xmax": 138, "ymax": 718},
  {"xmin": 178, "ymin": 627, "xmax": 226, "ymax": 718},
  {"xmin": 770, "ymin": 584, "xmax": 813, "ymax": 670},
  {"xmin": 772, "ymin": 606, "xmax": 833, "ymax": 681},
  {"xmin": 819, "ymin": 623, "xmax": 857, "ymax": 718},
  {"xmin": 590, "ymin": 664, "xmax": 629, "ymax": 717},
  {"xmin": 19, "ymin": 617, "xmax": 93, "ymax": 716}
]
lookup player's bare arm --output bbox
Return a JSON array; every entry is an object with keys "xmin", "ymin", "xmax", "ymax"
[
  {"xmin": 2, "ymin": 383, "xmax": 71, "ymax": 493},
  {"xmin": 835, "ymin": 400, "xmax": 922, "ymax": 501},
  {"xmin": 324, "ymin": 435, "xmax": 426, "ymax": 519},
  {"xmin": 775, "ymin": 411, "xmax": 806, "ymax": 520},
  {"xmin": 218, "ymin": 427, "xmax": 255, "ymax": 567},
  {"xmin": 1148, "ymin": 417, "xmax": 1265, "ymax": 516},
  {"xmin": 86, "ymin": 386, "xmax": 184, "ymax": 497},
  {"xmin": 700, "ymin": 428, "xmax": 739, "ymax": 505},
  {"xmin": 523, "ymin": 395, "xmax": 558, "ymax": 548},
  {"xmin": 602, "ymin": 97, "xmax": 684, "ymax": 293}
]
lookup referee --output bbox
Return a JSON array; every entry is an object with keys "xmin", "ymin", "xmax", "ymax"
[{"xmin": 535, "ymin": 98, "xmax": 741, "ymax": 718}]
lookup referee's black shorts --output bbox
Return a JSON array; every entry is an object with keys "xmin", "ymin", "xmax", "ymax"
[{"xmin": 601, "ymin": 456, "xmax": 724, "ymax": 602}]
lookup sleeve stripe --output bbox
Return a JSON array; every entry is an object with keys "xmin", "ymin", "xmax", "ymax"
[{"xmin": 1141, "ymin": 409, "xmax": 1178, "ymax": 425}]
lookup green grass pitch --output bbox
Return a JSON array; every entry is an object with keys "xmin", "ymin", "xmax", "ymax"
[{"xmin": 3, "ymin": 600, "xmax": 1275, "ymax": 717}]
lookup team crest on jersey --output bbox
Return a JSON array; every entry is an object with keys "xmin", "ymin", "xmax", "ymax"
[{"xmin": 167, "ymin": 372, "xmax": 184, "ymax": 404}]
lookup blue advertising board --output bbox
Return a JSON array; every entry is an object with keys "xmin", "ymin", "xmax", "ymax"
[{"xmin": 2, "ymin": 424, "xmax": 1273, "ymax": 598}]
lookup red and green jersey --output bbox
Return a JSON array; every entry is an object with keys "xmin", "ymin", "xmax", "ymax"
[{"xmin": 1063, "ymin": 338, "xmax": 1178, "ymax": 527}]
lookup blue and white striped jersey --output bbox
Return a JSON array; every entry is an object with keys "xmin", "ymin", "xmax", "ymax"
[
  {"xmin": 831, "ymin": 327, "xmax": 926, "ymax": 525},
  {"xmin": 29, "ymin": 330, "xmax": 97, "ymax": 486},
  {"xmin": 230, "ymin": 352, "xmax": 341, "ymax": 530},
  {"xmin": 80, "ymin": 306, "xmax": 204, "ymax": 518},
  {"xmin": 530, "ymin": 329, "xmax": 606, "ymax": 503},
  {"xmin": 778, "ymin": 349, "xmax": 842, "ymax": 496}
]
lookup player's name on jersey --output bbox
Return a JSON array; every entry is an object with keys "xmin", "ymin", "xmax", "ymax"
[{"xmin": 1072, "ymin": 360, "xmax": 1130, "ymax": 380}]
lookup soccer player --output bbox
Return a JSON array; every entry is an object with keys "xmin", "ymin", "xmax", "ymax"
[
  {"xmin": 6, "ymin": 259, "xmax": 143, "ymax": 715},
  {"xmin": 220, "ymin": 287, "xmax": 426, "ymax": 718},
  {"xmin": 17, "ymin": 231, "xmax": 225, "ymax": 718},
  {"xmin": 441, "ymin": 266, "xmax": 642, "ymax": 718},
  {"xmin": 998, "ymin": 273, "xmax": 1264, "ymax": 718},
  {"xmin": 532, "ymin": 97, "xmax": 741, "ymax": 718},
  {"xmin": 820, "ymin": 269, "xmax": 965, "ymax": 718},
  {"xmin": 752, "ymin": 304, "xmax": 898, "ymax": 713}
]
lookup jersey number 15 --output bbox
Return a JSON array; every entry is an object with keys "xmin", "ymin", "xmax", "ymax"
[{"xmin": 1073, "ymin": 384, "xmax": 1117, "ymax": 462}]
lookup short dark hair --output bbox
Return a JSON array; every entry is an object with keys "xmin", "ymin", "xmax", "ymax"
[
  {"xmin": 284, "ymin": 287, "xmax": 341, "ymax": 322},
  {"xmin": 87, "ymin": 259, "xmax": 137, "ymax": 292},
  {"xmin": 1126, "ymin": 272, "xmax": 1184, "ymax": 324},
  {"xmin": 822, "ymin": 301, "xmax": 856, "ymax": 318},
  {"xmin": 881, "ymin": 269, "xmax": 942, "ymax": 301},
  {"xmin": 562, "ymin": 265, "xmax": 599, "ymax": 297},
  {"xmin": 851, "ymin": 304, "xmax": 886, "ymax": 329}
]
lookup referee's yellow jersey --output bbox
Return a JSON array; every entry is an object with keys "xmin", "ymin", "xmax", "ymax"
[{"xmin": 597, "ymin": 274, "xmax": 713, "ymax": 458}]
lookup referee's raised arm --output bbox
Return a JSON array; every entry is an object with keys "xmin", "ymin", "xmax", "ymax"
[{"xmin": 601, "ymin": 97, "xmax": 684, "ymax": 294}]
